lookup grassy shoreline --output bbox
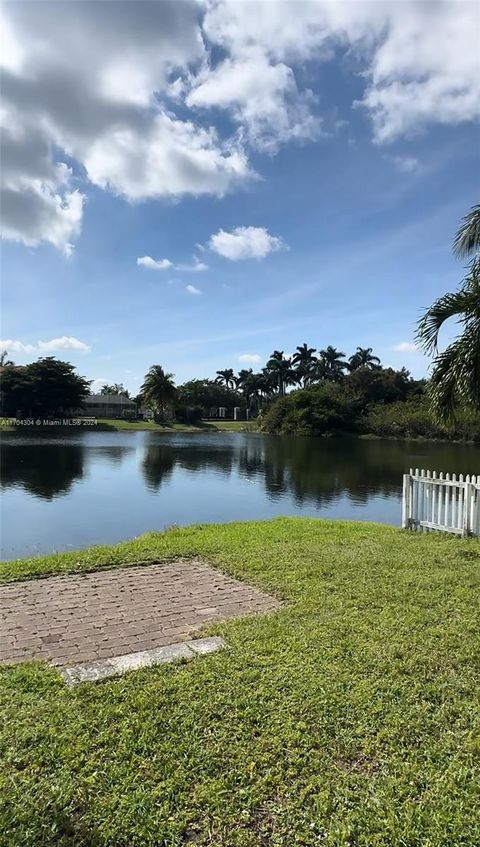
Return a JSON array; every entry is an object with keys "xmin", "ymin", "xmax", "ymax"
[
  {"xmin": 0, "ymin": 418, "xmax": 258, "ymax": 434},
  {"xmin": 1, "ymin": 518, "xmax": 479, "ymax": 845},
  {"xmin": 1, "ymin": 417, "xmax": 478, "ymax": 443}
]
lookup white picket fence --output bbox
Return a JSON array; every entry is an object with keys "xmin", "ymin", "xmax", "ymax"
[{"xmin": 402, "ymin": 469, "xmax": 480, "ymax": 537}]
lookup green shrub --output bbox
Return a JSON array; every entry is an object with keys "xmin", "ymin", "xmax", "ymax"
[
  {"xmin": 261, "ymin": 388, "xmax": 480, "ymax": 441},
  {"xmin": 362, "ymin": 399, "xmax": 480, "ymax": 442},
  {"xmin": 174, "ymin": 405, "xmax": 203, "ymax": 424},
  {"xmin": 261, "ymin": 384, "xmax": 358, "ymax": 436}
]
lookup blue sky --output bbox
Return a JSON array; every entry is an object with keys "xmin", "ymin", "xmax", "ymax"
[{"xmin": 1, "ymin": 1, "xmax": 478, "ymax": 393}]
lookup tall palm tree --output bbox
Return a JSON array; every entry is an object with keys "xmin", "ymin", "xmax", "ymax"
[
  {"xmin": 0, "ymin": 350, "xmax": 14, "ymax": 367},
  {"xmin": 316, "ymin": 346, "xmax": 348, "ymax": 382},
  {"xmin": 265, "ymin": 351, "xmax": 296, "ymax": 396},
  {"xmin": 215, "ymin": 368, "xmax": 237, "ymax": 390},
  {"xmin": 237, "ymin": 369, "xmax": 268, "ymax": 415},
  {"xmin": 140, "ymin": 365, "xmax": 177, "ymax": 421},
  {"xmin": 417, "ymin": 204, "xmax": 480, "ymax": 422},
  {"xmin": 348, "ymin": 347, "xmax": 381, "ymax": 371},
  {"xmin": 292, "ymin": 343, "xmax": 317, "ymax": 386},
  {"xmin": 237, "ymin": 369, "xmax": 254, "ymax": 406}
]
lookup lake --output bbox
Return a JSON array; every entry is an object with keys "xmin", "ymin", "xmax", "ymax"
[{"xmin": 1, "ymin": 430, "xmax": 479, "ymax": 560}]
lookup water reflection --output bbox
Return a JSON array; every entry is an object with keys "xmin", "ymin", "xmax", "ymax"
[
  {"xmin": 0, "ymin": 435, "xmax": 134, "ymax": 500},
  {"xmin": 141, "ymin": 445, "xmax": 176, "ymax": 491},
  {"xmin": 1, "ymin": 433, "xmax": 480, "ymax": 522},
  {"xmin": 137, "ymin": 433, "xmax": 479, "ymax": 508}
]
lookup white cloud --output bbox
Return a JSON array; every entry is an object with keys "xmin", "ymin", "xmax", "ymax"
[
  {"xmin": 238, "ymin": 353, "xmax": 262, "ymax": 364},
  {"xmin": 137, "ymin": 255, "xmax": 208, "ymax": 272},
  {"xmin": 186, "ymin": 48, "xmax": 320, "ymax": 151},
  {"xmin": 0, "ymin": 1, "xmax": 251, "ymax": 252},
  {"xmin": 361, "ymin": 2, "xmax": 480, "ymax": 143},
  {"xmin": 0, "ymin": 183, "xmax": 84, "ymax": 257},
  {"xmin": 186, "ymin": 284, "xmax": 201, "ymax": 295},
  {"xmin": 83, "ymin": 114, "xmax": 251, "ymax": 201},
  {"xmin": 137, "ymin": 256, "xmax": 173, "ymax": 270},
  {"xmin": 0, "ymin": 336, "xmax": 91, "ymax": 354},
  {"xmin": 1, "ymin": 0, "xmax": 478, "ymax": 254},
  {"xmin": 208, "ymin": 226, "xmax": 286, "ymax": 260},
  {"xmin": 392, "ymin": 341, "xmax": 418, "ymax": 353},
  {"xmin": 202, "ymin": 0, "xmax": 479, "ymax": 144},
  {"xmin": 175, "ymin": 258, "xmax": 208, "ymax": 272}
]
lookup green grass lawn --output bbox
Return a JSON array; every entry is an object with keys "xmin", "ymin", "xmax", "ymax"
[
  {"xmin": 0, "ymin": 418, "xmax": 257, "ymax": 433},
  {"xmin": 96, "ymin": 418, "xmax": 257, "ymax": 432},
  {"xmin": 1, "ymin": 519, "xmax": 479, "ymax": 846}
]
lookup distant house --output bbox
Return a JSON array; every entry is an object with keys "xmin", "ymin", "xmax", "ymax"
[{"xmin": 81, "ymin": 394, "xmax": 137, "ymax": 419}]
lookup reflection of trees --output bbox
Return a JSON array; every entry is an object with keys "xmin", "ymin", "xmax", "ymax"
[
  {"xmin": 139, "ymin": 433, "xmax": 417, "ymax": 505},
  {"xmin": 141, "ymin": 446, "xmax": 175, "ymax": 491},
  {"xmin": 0, "ymin": 442, "xmax": 84, "ymax": 500},
  {"xmin": 261, "ymin": 437, "xmax": 404, "ymax": 506},
  {"xmin": 176, "ymin": 444, "xmax": 233, "ymax": 475},
  {"xmin": 141, "ymin": 435, "xmax": 234, "ymax": 488},
  {"xmin": 0, "ymin": 435, "xmax": 134, "ymax": 500},
  {"xmin": 259, "ymin": 436, "xmax": 479, "ymax": 507},
  {"xmin": 4, "ymin": 430, "xmax": 475, "ymax": 512},
  {"xmin": 88, "ymin": 446, "xmax": 133, "ymax": 466}
]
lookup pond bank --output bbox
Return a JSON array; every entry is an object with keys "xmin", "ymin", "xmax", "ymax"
[
  {"xmin": 0, "ymin": 418, "xmax": 256, "ymax": 433},
  {"xmin": 1, "ymin": 417, "xmax": 478, "ymax": 442}
]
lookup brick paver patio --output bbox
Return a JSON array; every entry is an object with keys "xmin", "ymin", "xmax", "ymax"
[{"xmin": 0, "ymin": 560, "xmax": 279, "ymax": 666}]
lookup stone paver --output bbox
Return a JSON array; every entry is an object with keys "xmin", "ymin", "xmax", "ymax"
[
  {"xmin": 60, "ymin": 636, "xmax": 227, "ymax": 687},
  {"xmin": 0, "ymin": 560, "xmax": 279, "ymax": 666}
]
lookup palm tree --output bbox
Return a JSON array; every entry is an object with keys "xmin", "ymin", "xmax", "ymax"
[
  {"xmin": 292, "ymin": 343, "xmax": 317, "ymax": 386},
  {"xmin": 140, "ymin": 365, "xmax": 177, "ymax": 421},
  {"xmin": 100, "ymin": 383, "xmax": 130, "ymax": 397},
  {"xmin": 237, "ymin": 368, "xmax": 254, "ymax": 405},
  {"xmin": 0, "ymin": 350, "xmax": 14, "ymax": 367},
  {"xmin": 265, "ymin": 351, "xmax": 297, "ymax": 396},
  {"xmin": 348, "ymin": 347, "xmax": 381, "ymax": 371},
  {"xmin": 417, "ymin": 204, "xmax": 480, "ymax": 422},
  {"xmin": 316, "ymin": 346, "xmax": 348, "ymax": 382},
  {"xmin": 215, "ymin": 368, "xmax": 237, "ymax": 390},
  {"xmin": 237, "ymin": 369, "xmax": 268, "ymax": 415}
]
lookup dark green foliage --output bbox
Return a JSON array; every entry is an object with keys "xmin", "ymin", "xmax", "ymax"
[
  {"xmin": 177, "ymin": 379, "xmax": 242, "ymax": 412},
  {"xmin": 99, "ymin": 383, "xmax": 129, "ymax": 397},
  {"xmin": 140, "ymin": 365, "xmax": 177, "ymax": 420},
  {"xmin": 362, "ymin": 399, "xmax": 480, "ymax": 442},
  {"xmin": 0, "ymin": 358, "xmax": 90, "ymax": 417},
  {"xmin": 344, "ymin": 366, "xmax": 423, "ymax": 405},
  {"xmin": 348, "ymin": 346, "xmax": 381, "ymax": 371},
  {"xmin": 174, "ymin": 404, "xmax": 204, "ymax": 424},
  {"xmin": 261, "ymin": 384, "xmax": 357, "ymax": 436},
  {"xmin": 264, "ymin": 350, "xmax": 298, "ymax": 396},
  {"xmin": 292, "ymin": 343, "xmax": 317, "ymax": 386},
  {"xmin": 215, "ymin": 368, "xmax": 237, "ymax": 389},
  {"xmin": 261, "ymin": 372, "xmax": 479, "ymax": 441}
]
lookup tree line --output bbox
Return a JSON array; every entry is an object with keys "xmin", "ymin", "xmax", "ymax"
[
  {"xmin": 215, "ymin": 346, "xmax": 385, "ymax": 408},
  {"xmin": 1, "ymin": 205, "xmax": 478, "ymax": 428}
]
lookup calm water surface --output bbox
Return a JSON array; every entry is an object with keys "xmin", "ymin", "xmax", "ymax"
[{"xmin": 1, "ymin": 431, "xmax": 479, "ymax": 560}]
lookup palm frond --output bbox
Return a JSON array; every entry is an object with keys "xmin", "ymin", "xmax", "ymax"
[
  {"xmin": 453, "ymin": 204, "xmax": 480, "ymax": 258},
  {"xmin": 416, "ymin": 286, "xmax": 478, "ymax": 353}
]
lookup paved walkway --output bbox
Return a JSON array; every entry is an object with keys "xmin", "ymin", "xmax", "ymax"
[{"xmin": 0, "ymin": 560, "xmax": 279, "ymax": 666}]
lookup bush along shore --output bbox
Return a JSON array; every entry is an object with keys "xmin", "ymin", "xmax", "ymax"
[
  {"xmin": 1, "ymin": 518, "xmax": 479, "ymax": 846},
  {"xmin": 260, "ymin": 384, "xmax": 480, "ymax": 442}
]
